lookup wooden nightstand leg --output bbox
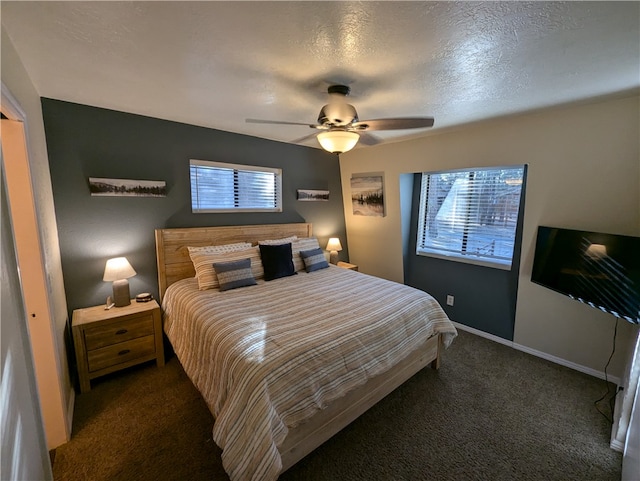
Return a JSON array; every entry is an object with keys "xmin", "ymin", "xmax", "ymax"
[
  {"xmin": 72, "ymin": 324, "xmax": 92, "ymax": 393},
  {"xmin": 153, "ymin": 309, "xmax": 165, "ymax": 367},
  {"xmin": 79, "ymin": 376, "xmax": 91, "ymax": 394},
  {"xmin": 76, "ymin": 350, "xmax": 91, "ymax": 393}
]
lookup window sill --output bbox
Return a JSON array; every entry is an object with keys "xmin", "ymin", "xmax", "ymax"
[{"xmin": 416, "ymin": 250, "xmax": 512, "ymax": 271}]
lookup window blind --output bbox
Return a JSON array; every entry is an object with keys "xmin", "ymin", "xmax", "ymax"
[
  {"xmin": 417, "ymin": 166, "xmax": 526, "ymax": 269},
  {"xmin": 190, "ymin": 159, "xmax": 282, "ymax": 213}
]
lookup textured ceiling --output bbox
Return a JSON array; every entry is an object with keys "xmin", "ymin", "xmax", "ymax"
[{"xmin": 2, "ymin": 1, "xmax": 639, "ymax": 149}]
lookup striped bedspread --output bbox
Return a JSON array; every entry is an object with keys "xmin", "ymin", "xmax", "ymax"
[{"xmin": 162, "ymin": 265, "xmax": 457, "ymax": 481}]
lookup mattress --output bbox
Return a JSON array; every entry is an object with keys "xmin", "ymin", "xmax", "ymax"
[{"xmin": 162, "ymin": 265, "xmax": 457, "ymax": 480}]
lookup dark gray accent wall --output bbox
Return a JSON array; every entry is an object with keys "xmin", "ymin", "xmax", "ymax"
[
  {"xmin": 42, "ymin": 98, "xmax": 348, "ymax": 314},
  {"xmin": 403, "ymin": 171, "xmax": 527, "ymax": 340}
]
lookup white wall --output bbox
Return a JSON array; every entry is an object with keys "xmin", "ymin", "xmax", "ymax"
[
  {"xmin": 340, "ymin": 94, "xmax": 640, "ymax": 378},
  {"xmin": 1, "ymin": 29, "xmax": 73, "ymax": 448}
]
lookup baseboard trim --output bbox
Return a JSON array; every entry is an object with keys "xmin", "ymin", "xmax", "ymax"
[
  {"xmin": 451, "ymin": 321, "xmax": 621, "ymax": 386},
  {"xmin": 610, "ymin": 438, "xmax": 624, "ymax": 453}
]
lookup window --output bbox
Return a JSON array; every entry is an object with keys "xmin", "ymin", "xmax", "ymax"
[
  {"xmin": 417, "ymin": 165, "xmax": 526, "ymax": 269},
  {"xmin": 190, "ymin": 159, "xmax": 282, "ymax": 213}
]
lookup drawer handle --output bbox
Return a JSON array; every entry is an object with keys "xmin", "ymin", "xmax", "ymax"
[
  {"xmin": 115, "ymin": 329, "xmax": 128, "ymax": 335},
  {"xmin": 118, "ymin": 349, "xmax": 131, "ymax": 356}
]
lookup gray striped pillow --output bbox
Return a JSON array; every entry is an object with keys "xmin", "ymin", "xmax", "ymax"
[
  {"xmin": 212, "ymin": 258, "xmax": 257, "ymax": 291},
  {"xmin": 300, "ymin": 248, "xmax": 329, "ymax": 272}
]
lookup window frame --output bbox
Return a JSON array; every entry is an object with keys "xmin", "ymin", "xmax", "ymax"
[
  {"xmin": 190, "ymin": 159, "xmax": 283, "ymax": 213},
  {"xmin": 416, "ymin": 165, "xmax": 526, "ymax": 270}
]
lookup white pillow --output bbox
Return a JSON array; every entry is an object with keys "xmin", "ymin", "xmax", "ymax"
[
  {"xmin": 187, "ymin": 242, "xmax": 252, "ymax": 255},
  {"xmin": 188, "ymin": 246, "xmax": 264, "ymax": 290},
  {"xmin": 257, "ymin": 236, "xmax": 298, "ymax": 245},
  {"xmin": 291, "ymin": 237, "xmax": 321, "ymax": 272}
]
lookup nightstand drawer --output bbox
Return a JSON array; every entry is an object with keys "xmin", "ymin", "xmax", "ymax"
[
  {"xmin": 84, "ymin": 314, "xmax": 154, "ymax": 351},
  {"xmin": 87, "ymin": 335, "xmax": 156, "ymax": 372}
]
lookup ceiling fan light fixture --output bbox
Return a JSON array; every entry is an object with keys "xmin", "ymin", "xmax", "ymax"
[{"xmin": 317, "ymin": 131, "xmax": 359, "ymax": 154}]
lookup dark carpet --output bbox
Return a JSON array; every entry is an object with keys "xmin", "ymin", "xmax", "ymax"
[{"xmin": 52, "ymin": 330, "xmax": 621, "ymax": 481}]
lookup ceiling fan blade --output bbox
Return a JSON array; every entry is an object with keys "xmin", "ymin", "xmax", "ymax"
[
  {"xmin": 290, "ymin": 132, "xmax": 320, "ymax": 144},
  {"xmin": 246, "ymin": 118, "xmax": 317, "ymax": 128},
  {"xmin": 357, "ymin": 132, "xmax": 383, "ymax": 146},
  {"xmin": 352, "ymin": 117, "xmax": 434, "ymax": 131}
]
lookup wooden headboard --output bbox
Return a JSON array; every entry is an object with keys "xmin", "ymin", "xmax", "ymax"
[{"xmin": 155, "ymin": 223, "xmax": 313, "ymax": 300}]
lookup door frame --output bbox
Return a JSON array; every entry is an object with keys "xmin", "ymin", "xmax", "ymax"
[{"xmin": 1, "ymin": 81, "xmax": 72, "ymax": 448}]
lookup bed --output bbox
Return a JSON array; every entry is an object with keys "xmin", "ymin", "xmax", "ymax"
[{"xmin": 155, "ymin": 223, "xmax": 457, "ymax": 481}]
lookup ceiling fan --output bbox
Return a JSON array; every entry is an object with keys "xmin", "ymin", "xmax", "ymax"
[{"xmin": 246, "ymin": 85, "xmax": 435, "ymax": 154}]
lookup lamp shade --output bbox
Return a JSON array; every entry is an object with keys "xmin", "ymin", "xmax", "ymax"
[
  {"xmin": 317, "ymin": 131, "xmax": 359, "ymax": 154},
  {"xmin": 103, "ymin": 257, "xmax": 136, "ymax": 281},
  {"xmin": 326, "ymin": 238, "xmax": 343, "ymax": 252},
  {"xmin": 586, "ymin": 243, "xmax": 608, "ymax": 259}
]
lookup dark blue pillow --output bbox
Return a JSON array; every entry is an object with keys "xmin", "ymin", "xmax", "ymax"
[
  {"xmin": 212, "ymin": 258, "xmax": 257, "ymax": 291},
  {"xmin": 300, "ymin": 248, "xmax": 330, "ymax": 272},
  {"xmin": 259, "ymin": 243, "xmax": 296, "ymax": 281}
]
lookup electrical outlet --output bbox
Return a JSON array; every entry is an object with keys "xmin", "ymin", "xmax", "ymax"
[{"xmin": 446, "ymin": 295, "xmax": 454, "ymax": 306}]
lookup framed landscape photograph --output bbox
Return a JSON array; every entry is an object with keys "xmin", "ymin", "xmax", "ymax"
[
  {"xmin": 297, "ymin": 189, "xmax": 330, "ymax": 201},
  {"xmin": 89, "ymin": 177, "xmax": 167, "ymax": 197},
  {"xmin": 350, "ymin": 173, "xmax": 385, "ymax": 217}
]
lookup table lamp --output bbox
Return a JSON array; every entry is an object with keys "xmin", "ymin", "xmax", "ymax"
[
  {"xmin": 103, "ymin": 257, "xmax": 136, "ymax": 307},
  {"xmin": 326, "ymin": 238, "xmax": 342, "ymax": 265}
]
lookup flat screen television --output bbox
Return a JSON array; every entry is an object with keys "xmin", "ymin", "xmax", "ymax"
[{"xmin": 531, "ymin": 226, "xmax": 639, "ymax": 324}]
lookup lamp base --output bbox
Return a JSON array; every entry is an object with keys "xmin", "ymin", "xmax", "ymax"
[
  {"xmin": 112, "ymin": 279, "xmax": 131, "ymax": 307},
  {"xmin": 329, "ymin": 251, "xmax": 339, "ymax": 265}
]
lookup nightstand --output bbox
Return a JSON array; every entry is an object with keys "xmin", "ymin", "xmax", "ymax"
[
  {"xmin": 72, "ymin": 300, "xmax": 164, "ymax": 393},
  {"xmin": 337, "ymin": 261, "xmax": 358, "ymax": 271}
]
